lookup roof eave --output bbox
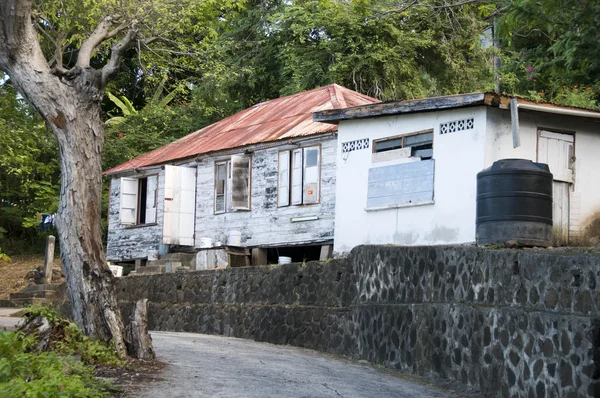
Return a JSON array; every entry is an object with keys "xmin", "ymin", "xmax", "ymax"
[
  {"xmin": 313, "ymin": 93, "xmax": 488, "ymax": 124},
  {"xmin": 102, "ymin": 130, "xmax": 338, "ymax": 177}
]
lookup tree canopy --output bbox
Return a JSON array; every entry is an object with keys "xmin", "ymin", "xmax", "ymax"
[
  {"xmin": 2, "ymin": 0, "xmax": 600, "ymax": 255},
  {"xmin": 0, "ymin": 81, "xmax": 59, "ymax": 250},
  {"xmin": 497, "ymin": 0, "xmax": 600, "ymax": 107}
]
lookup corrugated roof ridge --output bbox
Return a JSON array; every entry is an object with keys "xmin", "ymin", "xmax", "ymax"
[
  {"xmin": 329, "ymin": 84, "xmax": 347, "ymax": 109},
  {"xmin": 177, "ymin": 85, "xmax": 337, "ymax": 138},
  {"xmin": 104, "ymin": 84, "xmax": 375, "ymax": 174}
]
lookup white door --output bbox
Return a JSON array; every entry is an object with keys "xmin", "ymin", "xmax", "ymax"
[
  {"xmin": 537, "ymin": 130, "xmax": 574, "ymax": 245},
  {"xmin": 163, "ymin": 165, "xmax": 197, "ymax": 246}
]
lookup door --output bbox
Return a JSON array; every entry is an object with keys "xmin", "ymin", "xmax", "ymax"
[
  {"xmin": 163, "ymin": 165, "xmax": 197, "ymax": 246},
  {"xmin": 537, "ymin": 130, "xmax": 574, "ymax": 245}
]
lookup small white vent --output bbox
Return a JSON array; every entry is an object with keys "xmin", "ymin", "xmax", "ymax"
[
  {"xmin": 440, "ymin": 118, "xmax": 474, "ymax": 134},
  {"xmin": 342, "ymin": 138, "xmax": 369, "ymax": 153}
]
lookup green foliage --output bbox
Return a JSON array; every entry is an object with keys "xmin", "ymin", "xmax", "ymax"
[
  {"xmin": 0, "ymin": 228, "xmax": 9, "ymax": 262},
  {"xmin": 0, "ymin": 332, "xmax": 115, "ymax": 397},
  {"xmin": 0, "ymin": 80, "xmax": 60, "ymax": 252},
  {"xmin": 2, "ymin": 0, "xmax": 598, "ymax": 256},
  {"xmin": 24, "ymin": 305, "xmax": 126, "ymax": 368},
  {"xmin": 498, "ymin": 0, "xmax": 600, "ymax": 105},
  {"xmin": 183, "ymin": 0, "xmax": 496, "ymax": 107}
]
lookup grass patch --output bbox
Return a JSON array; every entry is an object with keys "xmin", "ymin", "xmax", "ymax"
[{"xmin": 0, "ymin": 305, "xmax": 126, "ymax": 397}]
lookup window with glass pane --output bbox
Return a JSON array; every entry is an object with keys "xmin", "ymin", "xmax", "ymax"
[
  {"xmin": 374, "ymin": 137, "xmax": 403, "ymax": 152},
  {"xmin": 404, "ymin": 132, "xmax": 433, "ymax": 159},
  {"xmin": 374, "ymin": 131, "xmax": 433, "ymax": 160},
  {"xmin": 215, "ymin": 162, "xmax": 227, "ymax": 213}
]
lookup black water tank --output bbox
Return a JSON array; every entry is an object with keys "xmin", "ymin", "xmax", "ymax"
[{"xmin": 476, "ymin": 159, "xmax": 553, "ymax": 246}]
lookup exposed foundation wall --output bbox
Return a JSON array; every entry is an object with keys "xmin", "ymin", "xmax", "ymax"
[{"xmin": 117, "ymin": 245, "xmax": 600, "ymax": 397}]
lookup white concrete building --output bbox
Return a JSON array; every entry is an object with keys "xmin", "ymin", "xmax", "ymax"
[{"xmin": 314, "ymin": 93, "xmax": 600, "ymax": 253}]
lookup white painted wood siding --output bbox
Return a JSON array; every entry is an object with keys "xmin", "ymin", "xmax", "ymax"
[
  {"xmin": 194, "ymin": 137, "xmax": 337, "ymax": 247},
  {"xmin": 107, "ymin": 168, "xmax": 165, "ymax": 261},
  {"xmin": 106, "ymin": 136, "xmax": 337, "ymax": 261}
]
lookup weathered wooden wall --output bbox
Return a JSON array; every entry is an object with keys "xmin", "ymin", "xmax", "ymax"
[
  {"xmin": 194, "ymin": 136, "xmax": 337, "ymax": 247},
  {"xmin": 106, "ymin": 169, "xmax": 165, "ymax": 261},
  {"xmin": 106, "ymin": 136, "xmax": 337, "ymax": 261}
]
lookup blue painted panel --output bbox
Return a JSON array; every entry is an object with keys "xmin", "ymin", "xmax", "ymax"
[{"xmin": 366, "ymin": 160, "xmax": 434, "ymax": 208}]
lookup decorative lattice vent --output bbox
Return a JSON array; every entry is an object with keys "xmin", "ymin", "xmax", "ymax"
[
  {"xmin": 342, "ymin": 138, "xmax": 369, "ymax": 153},
  {"xmin": 440, "ymin": 118, "xmax": 474, "ymax": 134}
]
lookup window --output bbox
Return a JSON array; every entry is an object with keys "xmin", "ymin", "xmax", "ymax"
[
  {"xmin": 215, "ymin": 161, "xmax": 228, "ymax": 213},
  {"xmin": 278, "ymin": 145, "xmax": 320, "ymax": 207},
  {"xmin": 373, "ymin": 130, "xmax": 433, "ymax": 162},
  {"xmin": 119, "ymin": 175, "xmax": 158, "ymax": 225},
  {"xmin": 367, "ymin": 130, "xmax": 434, "ymax": 210},
  {"xmin": 214, "ymin": 155, "xmax": 251, "ymax": 214}
]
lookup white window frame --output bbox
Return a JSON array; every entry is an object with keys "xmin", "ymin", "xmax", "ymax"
[
  {"xmin": 119, "ymin": 174, "xmax": 158, "ymax": 226},
  {"xmin": 277, "ymin": 150, "xmax": 291, "ymax": 207},
  {"xmin": 214, "ymin": 156, "xmax": 251, "ymax": 214},
  {"xmin": 372, "ymin": 130, "xmax": 433, "ymax": 163},
  {"xmin": 277, "ymin": 145, "xmax": 321, "ymax": 207},
  {"xmin": 214, "ymin": 161, "xmax": 228, "ymax": 214}
]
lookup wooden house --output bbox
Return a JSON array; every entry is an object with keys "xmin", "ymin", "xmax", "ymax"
[{"xmin": 104, "ymin": 85, "xmax": 378, "ymax": 272}]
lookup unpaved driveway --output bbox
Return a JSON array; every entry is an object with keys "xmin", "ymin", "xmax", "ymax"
[{"xmin": 129, "ymin": 331, "xmax": 459, "ymax": 398}]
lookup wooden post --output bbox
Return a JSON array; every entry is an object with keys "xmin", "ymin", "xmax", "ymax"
[
  {"xmin": 125, "ymin": 299, "xmax": 156, "ymax": 360},
  {"xmin": 252, "ymin": 248, "xmax": 268, "ymax": 266},
  {"xmin": 43, "ymin": 235, "xmax": 55, "ymax": 284},
  {"xmin": 319, "ymin": 244, "xmax": 333, "ymax": 261}
]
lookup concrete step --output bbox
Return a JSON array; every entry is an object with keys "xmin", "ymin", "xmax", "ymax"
[
  {"xmin": 0, "ymin": 317, "xmax": 21, "ymax": 332},
  {"xmin": 20, "ymin": 283, "xmax": 63, "ymax": 293},
  {"xmin": 0, "ymin": 298, "xmax": 53, "ymax": 308},
  {"xmin": 158, "ymin": 252, "xmax": 196, "ymax": 266},
  {"xmin": 146, "ymin": 259, "xmax": 170, "ymax": 267},
  {"xmin": 10, "ymin": 290, "xmax": 57, "ymax": 300},
  {"xmin": 0, "ymin": 308, "xmax": 26, "ymax": 317},
  {"xmin": 0, "ymin": 300, "xmax": 19, "ymax": 308},
  {"xmin": 135, "ymin": 264, "xmax": 166, "ymax": 275}
]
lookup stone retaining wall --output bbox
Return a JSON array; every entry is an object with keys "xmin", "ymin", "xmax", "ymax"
[{"xmin": 117, "ymin": 246, "xmax": 600, "ymax": 397}]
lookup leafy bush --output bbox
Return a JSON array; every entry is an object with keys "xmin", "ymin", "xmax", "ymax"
[
  {"xmin": 0, "ymin": 332, "xmax": 114, "ymax": 397},
  {"xmin": 0, "ymin": 248, "xmax": 9, "ymax": 262},
  {"xmin": 0, "ymin": 305, "xmax": 127, "ymax": 397},
  {"xmin": 24, "ymin": 305, "xmax": 125, "ymax": 367}
]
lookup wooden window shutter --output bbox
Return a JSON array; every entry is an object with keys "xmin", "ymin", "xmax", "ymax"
[
  {"xmin": 144, "ymin": 175, "xmax": 158, "ymax": 224},
  {"xmin": 163, "ymin": 165, "xmax": 181, "ymax": 244},
  {"xmin": 303, "ymin": 146, "xmax": 320, "ymax": 204},
  {"xmin": 291, "ymin": 148, "xmax": 303, "ymax": 205},
  {"xmin": 119, "ymin": 177, "xmax": 138, "ymax": 225},
  {"xmin": 278, "ymin": 151, "xmax": 290, "ymax": 207},
  {"xmin": 163, "ymin": 165, "xmax": 197, "ymax": 246},
  {"xmin": 178, "ymin": 166, "xmax": 197, "ymax": 246},
  {"xmin": 231, "ymin": 155, "xmax": 251, "ymax": 210}
]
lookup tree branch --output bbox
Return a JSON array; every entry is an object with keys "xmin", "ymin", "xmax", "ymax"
[
  {"xmin": 100, "ymin": 27, "xmax": 138, "ymax": 88},
  {"xmin": 0, "ymin": 0, "xmax": 49, "ymax": 73},
  {"xmin": 371, "ymin": 0, "xmax": 492, "ymax": 17},
  {"xmin": 431, "ymin": 0, "xmax": 487, "ymax": 9},
  {"xmin": 77, "ymin": 15, "xmax": 122, "ymax": 68}
]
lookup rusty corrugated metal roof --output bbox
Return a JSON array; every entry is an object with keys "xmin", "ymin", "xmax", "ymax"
[{"xmin": 104, "ymin": 84, "xmax": 379, "ymax": 174}]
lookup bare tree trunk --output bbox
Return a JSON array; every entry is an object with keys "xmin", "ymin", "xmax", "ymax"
[
  {"xmin": 51, "ymin": 87, "xmax": 127, "ymax": 358},
  {"xmin": 0, "ymin": 0, "xmax": 153, "ymax": 359}
]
